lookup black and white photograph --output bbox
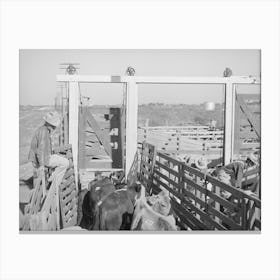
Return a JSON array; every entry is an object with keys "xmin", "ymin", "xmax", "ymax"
[
  {"xmin": 1, "ymin": 1, "xmax": 280, "ymax": 280},
  {"xmin": 19, "ymin": 49, "xmax": 261, "ymax": 232}
]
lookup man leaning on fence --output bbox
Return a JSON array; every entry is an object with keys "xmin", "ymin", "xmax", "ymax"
[{"xmin": 28, "ymin": 111, "xmax": 69, "ymax": 191}]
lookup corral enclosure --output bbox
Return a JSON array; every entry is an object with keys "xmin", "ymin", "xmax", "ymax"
[
  {"xmin": 137, "ymin": 84, "xmax": 260, "ymax": 162},
  {"xmin": 18, "ymin": 49, "xmax": 261, "ymax": 233},
  {"xmin": 137, "ymin": 84, "xmax": 225, "ymax": 161}
]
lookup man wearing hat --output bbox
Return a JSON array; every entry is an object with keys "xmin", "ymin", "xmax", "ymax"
[
  {"xmin": 28, "ymin": 111, "xmax": 69, "ymax": 190},
  {"xmin": 194, "ymin": 156, "xmax": 208, "ymax": 171}
]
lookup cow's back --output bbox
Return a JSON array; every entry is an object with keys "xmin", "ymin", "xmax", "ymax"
[{"xmin": 99, "ymin": 189, "xmax": 134, "ymax": 230}]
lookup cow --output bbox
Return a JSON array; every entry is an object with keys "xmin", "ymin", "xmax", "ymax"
[
  {"xmin": 79, "ymin": 177, "xmax": 116, "ymax": 230},
  {"xmin": 95, "ymin": 182, "xmax": 142, "ymax": 230},
  {"xmin": 131, "ymin": 186, "xmax": 177, "ymax": 231}
]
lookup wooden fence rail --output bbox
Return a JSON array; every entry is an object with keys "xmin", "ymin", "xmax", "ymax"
[{"xmin": 139, "ymin": 143, "xmax": 261, "ymax": 231}]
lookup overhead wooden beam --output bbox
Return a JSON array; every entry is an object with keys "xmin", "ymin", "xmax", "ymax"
[{"xmin": 57, "ymin": 75, "xmax": 260, "ymax": 85}]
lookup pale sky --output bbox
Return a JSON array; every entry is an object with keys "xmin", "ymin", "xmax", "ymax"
[{"xmin": 19, "ymin": 49, "xmax": 260, "ymax": 105}]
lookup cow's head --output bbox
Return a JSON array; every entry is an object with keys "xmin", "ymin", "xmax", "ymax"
[
  {"xmin": 152, "ymin": 191, "xmax": 171, "ymax": 216},
  {"xmin": 126, "ymin": 181, "xmax": 142, "ymax": 205}
]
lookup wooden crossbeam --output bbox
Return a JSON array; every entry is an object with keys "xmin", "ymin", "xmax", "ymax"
[{"xmin": 57, "ymin": 75, "xmax": 260, "ymax": 85}]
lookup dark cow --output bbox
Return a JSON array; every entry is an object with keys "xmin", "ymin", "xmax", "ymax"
[
  {"xmin": 96, "ymin": 183, "xmax": 141, "ymax": 230},
  {"xmin": 79, "ymin": 177, "xmax": 116, "ymax": 230}
]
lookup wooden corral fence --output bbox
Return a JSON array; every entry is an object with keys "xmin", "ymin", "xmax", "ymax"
[
  {"xmin": 139, "ymin": 143, "xmax": 261, "ymax": 230},
  {"xmin": 138, "ymin": 126, "xmax": 223, "ymax": 155},
  {"xmin": 22, "ymin": 145, "xmax": 77, "ymax": 230}
]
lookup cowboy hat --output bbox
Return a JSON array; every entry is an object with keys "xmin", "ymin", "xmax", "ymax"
[
  {"xmin": 194, "ymin": 156, "xmax": 208, "ymax": 170},
  {"xmin": 43, "ymin": 111, "xmax": 61, "ymax": 127}
]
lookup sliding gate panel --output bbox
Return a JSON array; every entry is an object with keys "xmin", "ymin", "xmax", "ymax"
[{"xmin": 78, "ymin": 83, "xmax": 125, "ymax": 170}]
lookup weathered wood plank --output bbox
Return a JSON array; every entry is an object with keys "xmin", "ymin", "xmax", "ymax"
[
  {"xmin": 207, "ymin": 191, "xmax": 238, "ymax": 212},
  {"xmin": 206, "ymin": 176, "xmax": 243, "ymax": 198},
  {"xmin": 61, "ymin": 190, "xmax": 77, "ymax": 206},
  {"xmin": 236, "ymin": 94, "xmax": 260, "ymax": 138},
  {"xmin": 157, "ymin": 152, "xmax": 182, "ymax": 166},
  {"xmin": 84, "ymin": 108, "xmax": 112, "ymax": 156},
  {"xmin": 156, "ymin": 161, "xmax": 180, "ymax": 177},
  {"xmin": 207, "ymin": 205, "xmax": 242, "ymax": 230},
  {"xmin": 154, "ymin": 169, "xmax": 181, "ymax": 189},
  {"xmin": 171, "ymin": 198, "xmax": 209, "ymax": 230}
]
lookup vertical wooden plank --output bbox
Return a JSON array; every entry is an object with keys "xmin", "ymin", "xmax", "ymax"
[
  {"xmin": 176, "ymin": 130, "xmax": 181, "ymax": 155},
  {"xmin": 110, "ymin": 107, "xmax": 123, "ymax": 168},
  {"xmin": 144, "ymin": 128, "xmax": 147, "ymax": 141},
  {"xmin": 125, "ymin": 81, "xmax": 138, "ymax": 179},
  {"xmin": 78, "ymin": 107, "xmax": 85, "ymax": 169},
  {"xmin": 59, "ymin": 95, "xmax": 64, "ymax": 146},
  {"xmin": 55, "ymin": 190, "xmax": 60, "ymax": 230},
  {"xmin": 68, "ymin": 81, "xmax": 79, "ymax": 189},
  {"xmin": 64, "ymin": 97, "xmax": 69, "ymax": 145},
  {"xmin": 195, "ymin": 175, "xmax": 200, "ymax": 220},
  {"xmin": 121, "ymin": 84, "xmax": 127, "ymax": 170},
  {"xmin": 214, "ymin": 185, "xmax": 221, "ymax": 224},
  {"xmin": 178, "ymin": 162, "xmax": 184, "ymax": 205},
  {"xmin": 224, "ymin": 82, "xmax": 234, "ymax": 165},
  {"xmin": 241, "ymin": 198, "xmax": 248, "ymax": 230},
  {"xmin": 234, "ymin": 93, "xmax": 240, "ymax": 156}
]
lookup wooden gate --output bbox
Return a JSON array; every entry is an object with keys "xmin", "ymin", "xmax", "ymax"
[
  {"xmin": 234, "ymin": 93, "xmax": 260, "ymax": 155},
  {"xmin": 78, "ymin": 106, "xmax": 124, "ymax": 170}
]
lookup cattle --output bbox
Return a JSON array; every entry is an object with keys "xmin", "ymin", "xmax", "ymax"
[
  {"xmin": 131, "ymin": 186, "xmax": 177, "ymax": 231},
  {"xmin": 79, "ymin": 177, "xmax": 116, "ymax": 230},
  {"xmin": 96, "ymin": 183, "xmax": 141, "ymax": 230}
]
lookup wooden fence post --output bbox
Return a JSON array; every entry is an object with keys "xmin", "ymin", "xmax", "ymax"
[
  {"xmin": 144, "ymin": 128, "xmax": 147, "ymax": 141},
  {"xmin": 241, "ymin": 198, "xmax": 248, "ymax": 230},
  {"xmin": 214, "ymin": 185, "xmax": 221, "ymax": 224},
  {"xmin": 178, "ymin": 162, "xmax": 184, "ymax": 205},
  {"xmin": 176, "ymin": 130, "xmax": 181, "ymax": 155}
]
